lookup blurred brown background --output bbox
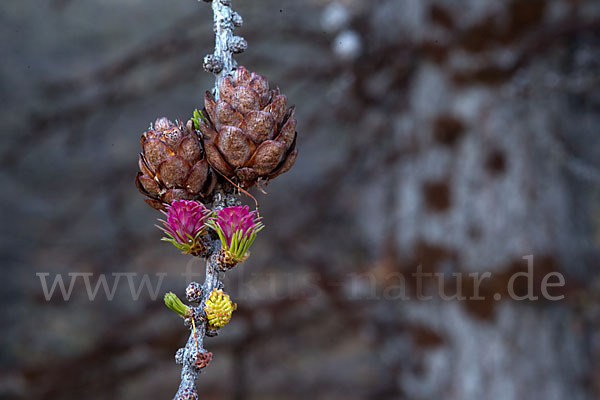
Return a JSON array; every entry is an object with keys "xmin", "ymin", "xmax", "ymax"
[{"xmin": 2, "ymin": 0, "xmax": 600, "ymax": 399}]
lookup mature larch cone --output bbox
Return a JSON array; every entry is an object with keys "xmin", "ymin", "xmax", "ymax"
[
  {"xmin": 197, "ymin": 66, "xmax": 298, "ymax": 188},
  {"xmin": 136, "ymin": 118, "xmax": 216, "ymax": 210}
]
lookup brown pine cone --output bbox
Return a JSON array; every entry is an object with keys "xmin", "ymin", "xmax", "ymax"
[
  {"xmin": 136, "ymin": 118, "xmax": 216, "ymax": 210},
  {"xmin": 197, "ymin": 66, "xmax": 298, "ymax": 188}
]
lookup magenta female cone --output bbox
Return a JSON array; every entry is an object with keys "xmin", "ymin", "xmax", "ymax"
[
  {"xmin": 158, "ymin": 200, "xmax": 211, "ymax": 256},
  {"xmin": 206, "ymin": 205, "xmax": 264, "ymax": 267}
]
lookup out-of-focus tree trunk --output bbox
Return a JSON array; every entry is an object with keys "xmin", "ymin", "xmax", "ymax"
[{"xmin": 351, "ymin": 0, "xmax": 599, "ymax": 398}]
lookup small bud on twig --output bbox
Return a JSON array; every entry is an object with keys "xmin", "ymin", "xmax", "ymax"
[
  {"xmin": 229, "ymin": 36, "xmax": 247, "ymax": 54},
  {"xmin": 189, "ymin": 349, "xmax": 213, "ymax": 370},
  {"xmin": 205, "ymin": 326, "xmax": 219, "ymax": 337},
  {"xmin": 175, "ymin": 348, "xmax": 185, "ymax": 364},
  {"xmin": 176, "ymin": 388, "xmax": 199, "ymax": 400},
  {"xmin": 185, "ymin": 282, "xmax": 204, "ymax": 303},
  {"xmin": 203, "ymin": 54, "xmax": 224, "ymax": 74},
  {"xmin": 231, "ymin": 11, "xmax": 243, "ymax": 27}
]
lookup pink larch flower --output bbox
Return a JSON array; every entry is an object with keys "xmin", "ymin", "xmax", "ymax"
[
  {"xmin": 206, "ymin": 205, "xmax": 264, "ymax": 265},
  {"xmin": 158, "ymin": 200, "xmax": 211, "ymax": 255}
]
